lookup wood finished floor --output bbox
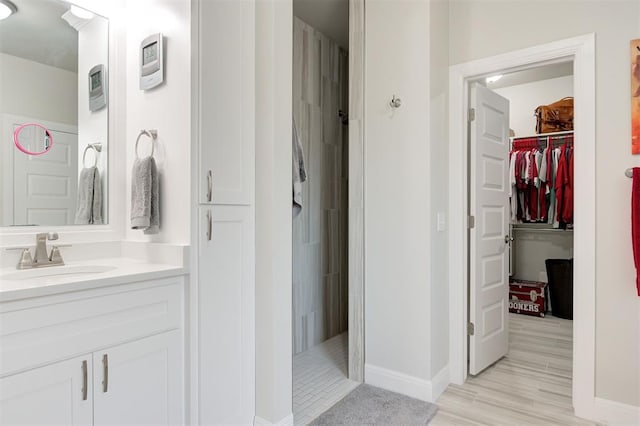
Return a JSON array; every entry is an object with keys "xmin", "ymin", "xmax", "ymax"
[{"xmin": 431, "ymin": 314, "xmax": 602, "ymax": 426}]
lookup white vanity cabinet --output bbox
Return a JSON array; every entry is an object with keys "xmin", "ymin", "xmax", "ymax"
[
  {"xmin": 0, "ymin": 355, "xmax": 93, "ymax": 425},
  {"xmin": 0, "ymin": 276, "xmax": 185, "ymax": 425},
  {"xmin": 93, "ymin": 331, "xmax": 182, "ymax": 426}
]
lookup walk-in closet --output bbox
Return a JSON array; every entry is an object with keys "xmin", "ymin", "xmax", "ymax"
[
  {"xmin": 464, "ymin": 62, "xmax": 577, "ymax": 410},
  {"xmin": 490, "ymin": 62, "xmax": 575, "ymax": 322}
]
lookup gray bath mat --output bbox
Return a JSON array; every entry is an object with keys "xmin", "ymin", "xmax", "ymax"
[{"xmin": 309, "ymin": 384, "xmax": 438, "ymax": 425}]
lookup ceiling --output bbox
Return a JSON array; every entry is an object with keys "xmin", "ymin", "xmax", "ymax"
[
  {"xmin": 293, "ymin": 0, "xmax": 349, "ymax": 50},
  {"xmin": 0, "ymin": 0, "xmax": 79, "ymax": 72},
  {"xmin": 484, "ymin": 62, "xmax": 573, "ymax": 90}
]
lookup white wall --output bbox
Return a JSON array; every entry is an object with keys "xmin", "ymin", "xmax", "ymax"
[
  {"xmin": 512, "ymin": 230, "xmax": 573, "ymax": 282},
  {"xmin": 429, "ymin": 0, "xmax": 450, "ymax": 382},
  {"xmin": 364, "ymin": 0, "xmax": 432, "ymax": 397},
  {"xmin": 494, "ymin": 75, "xmax": 574, "ymax": 137},
  {"xmin": 78, "ymin": 17, "xmax": 109, "ymax": 221},
  {"xmin": 124, "ymin": 0, "xmax": 191, "ymax": 244},
  {"xmin": 449, "ymin": 0, "xmax": 640, "ymax": 407},
  {"xmin": 0, "ymin": 53, "xmax": 77, "ymax": 125}
]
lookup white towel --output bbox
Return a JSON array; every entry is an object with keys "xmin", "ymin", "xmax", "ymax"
[
  {"xmin": 131, "ymin": 157, "xmax": 159, "ymax": 234},
  {"xmin": 75, "ymin": 167, "xmax": 103, "ymax": 225},
  {"xmin": 292, "ymin": 123, "xmax": 307, "ymax": 217}
]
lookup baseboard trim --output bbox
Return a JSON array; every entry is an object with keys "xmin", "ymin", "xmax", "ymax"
[
  {"xmin": 590, "ymin": 397, "xmax": 640, "ymax": 425},
  {"xmin": 365, "ymin": 363, "xmax": 446, "ymax": 402},
  {"xmin": 430, "ymin": 364, "xmax": 450, "ymax": 401},
  {"xmin": 254, "ymin": 413, "xmax": 294, "ymax": 426}
]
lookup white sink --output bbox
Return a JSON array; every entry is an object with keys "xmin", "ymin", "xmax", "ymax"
[{"xmin": 2, "ymin": 265, "xmax": 117, "ymax": 281}]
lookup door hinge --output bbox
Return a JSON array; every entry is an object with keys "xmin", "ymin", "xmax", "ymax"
[
  {"xmin": 468, "ymin": 108, "xmax": 476, "ymax": 122},
  {"xmin": 468, "ymin": 322, "xmax": 475, "ymax": 336},
  {"xmin": 468, "ymin": 215, "xmax": 475, "ymax": 229}
]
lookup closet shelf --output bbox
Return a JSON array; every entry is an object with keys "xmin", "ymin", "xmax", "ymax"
[
  {"xmin": 510, "ymin": 130, "xmax": 574, "ymax": 140},
  {"xmin": 512, "ymin": 224, "xmax": 573, "ymax": 233}
]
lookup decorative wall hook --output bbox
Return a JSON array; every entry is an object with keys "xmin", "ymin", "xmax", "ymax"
[{"xmin": 390, "ymin": 95, "xmax": 402, "ymax": 109}]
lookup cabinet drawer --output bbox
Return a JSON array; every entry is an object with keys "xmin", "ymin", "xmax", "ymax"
[{"xmin": 0, "ymin": 277, "xmax": 183, "ymax": 376}]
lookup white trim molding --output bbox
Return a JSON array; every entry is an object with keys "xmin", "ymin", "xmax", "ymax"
[
  {"xmin": 365, "ymin": 363, "xmax": 449, "ymax": 403},
  {"xmin": 430, "ymin": 365, "xmax": 450, "ymax": 402},
  {"xmin": 254, "ymin": 414, "xmax": 294, "ymax": 426},
  {"xmin": 448, "ymin": 34, "xmax": 598, "ymax": 421},
  {"xmin": 591, "ymin": 398, "xmax": 640, "ymax": 425}
]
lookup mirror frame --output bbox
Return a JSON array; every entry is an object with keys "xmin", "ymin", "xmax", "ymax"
[{"xmin": 0, "ymin": 1, "xmax": 126, "ymax": 247}]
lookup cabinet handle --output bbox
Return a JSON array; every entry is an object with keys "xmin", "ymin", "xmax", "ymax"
[
  {"xmin": 207, "ymin": 170, "xmax": 213, "ymax": 202},
  {"xmin": 81, "ymin": 360, "xmax": 88, "ymax": 401},
  {"xmin": 206, "ymin": 209, "xmax": 212, "ymax": 241},
  {"xmin": 102, "ymin": 354, "xmax": 108, "ymax": 393}
]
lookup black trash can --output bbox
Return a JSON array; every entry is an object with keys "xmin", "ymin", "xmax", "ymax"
[{"xmin": 545, "ymin": 259, "xmax": 573, "ymax": 320}]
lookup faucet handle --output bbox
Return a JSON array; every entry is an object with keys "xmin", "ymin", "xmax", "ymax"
[
  {"xmin": 48, "ymin": 246, "xmax": 65, "ymax": 265},
  {"xmin": 47, "ymin": 232, "xmax": 59, "ymax": 241},
  {"xmin": 6, "ymin": 248, "xmax": 34, "ymax": 269}
]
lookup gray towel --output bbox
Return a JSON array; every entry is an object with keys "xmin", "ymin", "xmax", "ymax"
[
  {"xmin": 75, "ymin": 167, "xmax": 103, "ymax": 225},
  {"xmin": 292, "ymin": 123, "xmax": 307, "ymax": 217},
  {"xmin": 131, "ymin": 157, "xmax": 159, "ymax": 234}
]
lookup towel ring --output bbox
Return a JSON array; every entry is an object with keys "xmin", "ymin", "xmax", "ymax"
[
  {"xmin": 82, "ymin": 143, "xmax": 102, "ymax": 168},
  {"xmin": 135, "ymin": 129, "xmax": 157, "ymax": 159}
]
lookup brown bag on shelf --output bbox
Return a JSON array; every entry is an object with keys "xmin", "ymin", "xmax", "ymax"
[{"xmin": 535, "ymin": 97, "xmax": 574, "ymax": 134}]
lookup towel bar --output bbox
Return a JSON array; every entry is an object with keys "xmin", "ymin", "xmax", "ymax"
[{"xmin": 135, "ymin": 129, "xmax": 157, "ymax": 158}]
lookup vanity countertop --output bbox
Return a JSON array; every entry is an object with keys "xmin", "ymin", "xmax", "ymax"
[{"xmin": 0, "ymin": 258, "xmax": 188, "ymax": 302}]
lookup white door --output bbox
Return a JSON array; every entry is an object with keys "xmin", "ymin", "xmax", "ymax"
[
  {"xmin": 13, "ymin": 125, "xmax": 78, "ymax": 226},
  {"xmin": 198, "ymin": 205, "xmax": 255, "ymax": 425},
  {"xmin": 469, "ymin": 83, "xmax": 510, "ymax": 375},
  {"xmin": 93, "ymin": 331, "xmax": 183, "ymax": 426},
  {"xmin": 0, "ymin": 355, "xmax": 93, "ymax": 425}
]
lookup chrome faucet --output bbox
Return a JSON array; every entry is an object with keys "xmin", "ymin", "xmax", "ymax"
[{"xmin": 13, "ymin": 233, "xmax": 65, "ymax": 269}]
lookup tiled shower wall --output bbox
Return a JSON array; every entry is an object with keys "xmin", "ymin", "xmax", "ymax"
[{"xmin": 293, "ymin": 17, "xmax": 349, "ymax": 355}]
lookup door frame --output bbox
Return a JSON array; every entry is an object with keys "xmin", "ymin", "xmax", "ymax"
[{"xmin": 447, "ymin": 34, "xmax": 596, "ymax": 418}]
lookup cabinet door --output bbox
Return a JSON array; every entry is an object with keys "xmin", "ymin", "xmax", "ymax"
[
  {"xmin": 0, "ymin": 356, "xmax": 93, "ymax": 425},
  {"xmin": 198, "ymin": 0, "xmax": 255, "ymax": 205},
  {"xmin": 93, "ymin": 331, "xmax": 183, "ymax": 426},
  {"xmin": 198, "ymin": 205, "xmax": 255, "ymax": 424}
]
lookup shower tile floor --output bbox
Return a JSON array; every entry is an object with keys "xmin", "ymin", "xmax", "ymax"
[{"xmin": 293, "ymin": 332, "xmax": 359, "ymax": 425}]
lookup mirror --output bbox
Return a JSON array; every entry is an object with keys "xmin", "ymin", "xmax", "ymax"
[{"xmin": 0, "ymin": 0, "xmax": 109, "ymax": 226}]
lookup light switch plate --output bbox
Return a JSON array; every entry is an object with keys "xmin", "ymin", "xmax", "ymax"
[{"xmin": 437, "ymin": 212, "xmax": 446, "ymax": 232}]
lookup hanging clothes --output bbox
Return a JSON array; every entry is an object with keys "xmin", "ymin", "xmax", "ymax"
[{"xmin": 509, "ymin": 134, "xmax": 574, "ymax": 227}]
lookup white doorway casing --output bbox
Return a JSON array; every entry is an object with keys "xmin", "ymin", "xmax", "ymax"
[{"xmin": 448, "ymin": 34, "xmax": 596, "ymax": 419}]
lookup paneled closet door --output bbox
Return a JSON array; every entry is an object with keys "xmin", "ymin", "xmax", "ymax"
[
  {"xmin": 198, "ymin": 0, "xmax": 255, "ymax": 205},
  {"xmin": 198, "ymin": 205, "xmax": 255, "ymax": 425}
]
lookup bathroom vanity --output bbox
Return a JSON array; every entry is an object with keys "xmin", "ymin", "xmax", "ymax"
[{"xmin": 0, "ymin": 258, "xmax": 187, "ymax": 425}]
